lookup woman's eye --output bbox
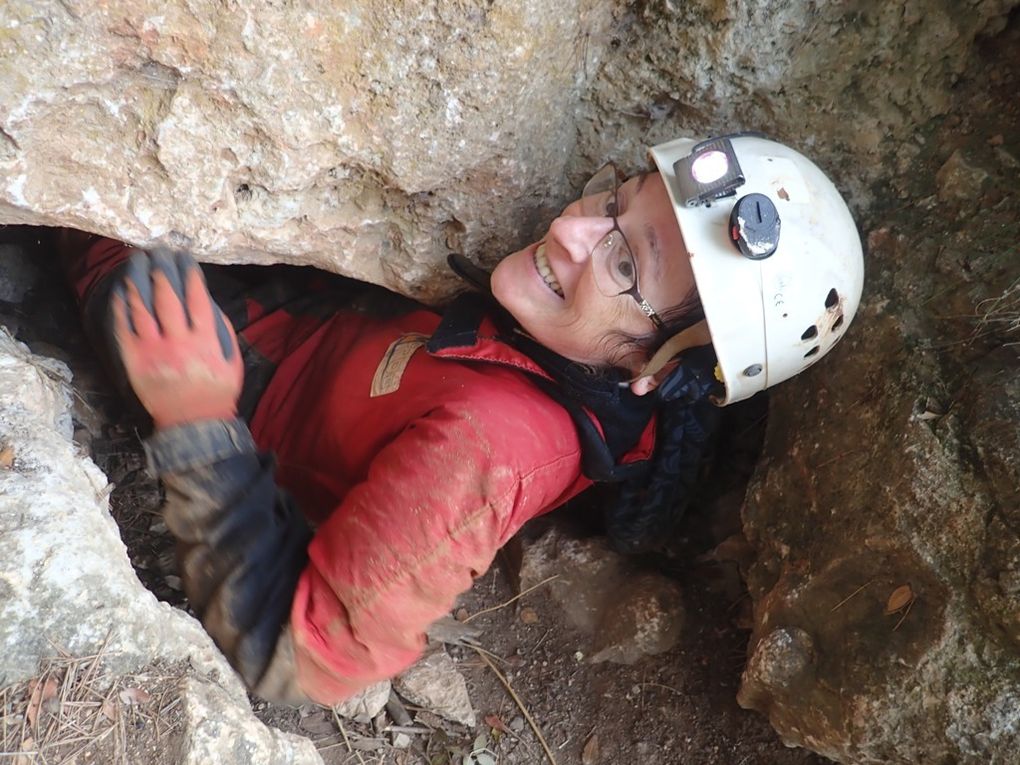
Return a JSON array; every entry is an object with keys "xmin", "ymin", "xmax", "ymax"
[{"xmin": 616, "ymin": 257, "xmax": 635, "ymax": 281}]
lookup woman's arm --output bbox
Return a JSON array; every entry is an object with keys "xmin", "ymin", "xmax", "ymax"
[
  {"xmin": 110, "ymin": 249, "xmax": 581, "ymax": 704},
  {"xmin": 145, "ymin": 418, "xmax": 313, "ymax": 701}
]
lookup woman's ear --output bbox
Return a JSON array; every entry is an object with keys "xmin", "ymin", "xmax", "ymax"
[
  {"xmin": 629, "ymin": 374, "xmax": 660, "ymax": 397},
  {"xmin": 628, "ymin": 357, "xmax": 681, "ymax": 396}
]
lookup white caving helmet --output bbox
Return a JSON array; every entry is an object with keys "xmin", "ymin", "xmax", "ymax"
[{"xmin": 647, "ymin": 133, "xmax": 864, "ymax": 405}]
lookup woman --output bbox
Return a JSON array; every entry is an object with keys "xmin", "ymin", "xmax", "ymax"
[{"xmin": 70, "ymin": 133, "xmax": 863, "ymax": 704}]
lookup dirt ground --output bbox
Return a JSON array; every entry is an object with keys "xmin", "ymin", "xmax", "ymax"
[{"xmin": 0, "ymin": 227, "xmax": 829, "ymax": 765}]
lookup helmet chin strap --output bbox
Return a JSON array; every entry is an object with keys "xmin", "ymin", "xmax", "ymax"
[{"xmin": 628, "ymin": 319, "xmax": 713, "ymax": 382}]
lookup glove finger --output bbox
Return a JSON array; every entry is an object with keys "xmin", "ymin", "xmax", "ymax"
[
  {"xmin": 181, "ymin": 263, "xmax": 236, "ymax": 360},
  {"xmin": 214, "ymin": 306, "xmax": 237, "ymax": 361},
  {"xmin": 150, "ymin": 250, "xmax": 192, "ymax": 331},
  {"xmin": 150, "ymin": 271, "xmax": 191, "ymax": 343},
  {"xmin": 121, "ymin": 278, "xmax": 161, "ymax": 340},
  {"xmin": 110, "ymin": 283, "xmax": 136, "ymax": 341},
  {"xmin": 122, "ymin": 250, "xmax": 156, "ymax": 323}
]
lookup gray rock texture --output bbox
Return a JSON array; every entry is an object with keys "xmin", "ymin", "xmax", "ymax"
[
  {"xmin": 0, "ymin": 0, "xmax": 620, "ymax": 300},
  {"xmin": 3, "ymin": 1, "xmax": 1015, "ymax": 300},
  {"xmin": 520, "ymin": 528, "xmax": 686, "ymax": 664},
  {"xmin": 393, "ymin": 649, "xmax": 475, "ymax": 727},
  {"xmin": 332, "ymin": 680, "xmax": 391, "ymax": 724},
  {"xmin": 2, "ymin": 0, "xmax": 1020, "ymax": 762},
  {"xmin": 0, "ymin": 330, "xmax": 321, "ymax": 764},
  {"xmin": 735, "ymin": 22, "xmax": 1020, "ymax": 763}
]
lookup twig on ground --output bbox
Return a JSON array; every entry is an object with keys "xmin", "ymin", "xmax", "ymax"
[
  {"xmin": 464, "ymin": 575, "xmax": 558, "ymax": 623},
  {"xmin": 830, "ymin": 580, "xmax": 873, "ymax": 612},
  {"xmin": 330, "ymin": 707, "xmax": 367, "ymax": 765},
  {"xmin": 471, "ymin": 646, "xmax": 557, "ymax": 765}
]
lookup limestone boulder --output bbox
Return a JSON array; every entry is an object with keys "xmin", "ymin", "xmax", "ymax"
[
  {"xmin": 520, "ymin": 528, "xmax": 686, "ymax": 664},
  {"xmin": 734, "ymin": 39, "xmax": 1020, "ymax": 764},
  {"xmin": 2, "ymin": 0, "xmax": 1017, "ymax": 301},
  {"xmin": 0, "ymin": 330, "xmax": 321, "ymax": 764},
  {"xmin": 0, "ymin": 0, "xmax": 620, "ymax": 300}
]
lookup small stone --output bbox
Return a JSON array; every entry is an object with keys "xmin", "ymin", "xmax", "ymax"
[
  {"xmin": 589, "ymin": 573, "xmax": 685, "ymax": 665},
  {"xmin": 391, "ymin": 732, "xmax": 412, "ymax": 749},
  {"xmin": 935, "ymin": 149, "xmax": 989, "ymax": 203},
  {"xmin": 333, "ymin": 680, "xmax": 391, "ymax": 723},
  {"xmin": 395, "ymin": 650, "xmax": 475, "ymax": 727},
  {"xmin": 519, "ymin": 607, "xmax": 539, "ymax": 624},
  {"xmin": 508, "ymin": 716, "xmax": 525, "ymax": 733},
  {"xmin": 988, "ymin": 134, "xmax": 1004, "ymax": 146},
  {"xmin": 737, "ymin": 627, "xmax": 817, "ymax": 713}
]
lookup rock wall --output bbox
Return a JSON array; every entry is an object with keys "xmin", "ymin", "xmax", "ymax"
[
  {"xmin": 0, "ymin": 0, "xmax": 620, "ymax": 300},
  {"xmin": 0, "ymin": 330, "xmax": 321, "ymax": 764},
  {"xmin": 3, "ymin": 0, "xmax": 1020, "ymax": 762},
  {"xmin": 2, "ymin": 1, "xmax": 1015, "ymax": 299},
  {"xmin": 735, "ymin": 12, "xmax": 1020, "ymax": 763}
]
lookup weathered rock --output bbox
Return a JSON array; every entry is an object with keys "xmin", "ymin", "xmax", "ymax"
[
  {"xmin": 520, "ymin": 528, "xmax": 686, "ymax": 664},
  {"xmin": 0, "ymin": 0, "xmax": 620, "ymax": 301},
  {"xmin": 735, "ymin": 30, "xmax": 1020, "ymax": 761},
  {"xmin": 0, "ymin": 330, "xmax": 320, "ymax": 764},
  {"xmin": 333, "ymin": 679, "xmax": 391, "ymax": 724},
  {"xmin": 574, "ymin": 0, "xmax": 1017, "ymax": 206},
  {"xmin": 935, "ymin": 149, "xmax": 990, "ymax": 203},
  {"xmin": 590, "ymin": 572, "xmax": 685, "ymax": 664},
  {"xmin": 179, "ymin": 677, "xmax": 320, "ymax": 765},
  {"xmin": 2, "ymin": 1, "xmax": 1016, "ymax": 301},
  {"xmin": 394, "ymin": 649, "xmax": 475, "ymax": 727}
]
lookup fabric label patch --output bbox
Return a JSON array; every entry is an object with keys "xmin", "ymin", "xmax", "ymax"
[{"xmin": 370, "ymin": 333, "xmax": 429, "ymax": 397}]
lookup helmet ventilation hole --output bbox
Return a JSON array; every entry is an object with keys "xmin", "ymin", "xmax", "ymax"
[
  {"xmin": 801, "ymin": 325, "xmax": 818, "ymax": 340},
  {"xmin": 833, "ymin": 314, "xmax": 844, "ymax": 330},
  {"xmin": 804, "ymin": 346, "xmax": 820, "ymax": 358},
  {"xmin": 825, "ymin": 288, "xmax": 839, "ymax": 309}
]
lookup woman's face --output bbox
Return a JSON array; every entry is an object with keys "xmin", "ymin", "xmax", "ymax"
[{"xmin": 491, "ymin": 171, "xmax": 696, "ymax": 372}]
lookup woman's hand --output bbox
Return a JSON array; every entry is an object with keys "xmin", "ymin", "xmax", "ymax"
[{"xmin": 111, "ymin": 251, "xmax": 243, "ymax": 430}]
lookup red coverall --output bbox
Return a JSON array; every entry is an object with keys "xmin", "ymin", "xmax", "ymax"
[{"xmin": 71, "ymin": 237, "xmax": 655, "ymax": 702}]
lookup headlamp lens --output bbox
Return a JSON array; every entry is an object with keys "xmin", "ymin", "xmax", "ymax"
[{"xmin": 691, "ymin": 150, "xmax": 729, "ymax": 184}]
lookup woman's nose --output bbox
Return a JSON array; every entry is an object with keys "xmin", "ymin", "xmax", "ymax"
[{"xmin": 547, "ymin": 215, "xmax": 613, "ymax": 264}]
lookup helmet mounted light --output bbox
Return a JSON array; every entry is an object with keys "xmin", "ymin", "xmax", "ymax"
[
  {"xmin": 673, "ymin": 137, "xmax": 745, "ymax": 207},
  {"xmin": 649, "ymin": 132, "xmax": 864, "ymax": 405}
]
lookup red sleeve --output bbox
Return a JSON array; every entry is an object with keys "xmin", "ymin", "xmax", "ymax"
[{"xmin": 287, "ymin": 402, "xmax": 585, "ymax": 703}]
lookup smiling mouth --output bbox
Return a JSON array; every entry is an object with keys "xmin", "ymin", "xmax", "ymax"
[{"xmin": 532, "ymin": 243, "xmax": 564, "ymax": 298}]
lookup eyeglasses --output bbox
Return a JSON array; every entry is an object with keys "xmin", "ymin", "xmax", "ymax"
[{"xmin": 579, "ymin": 163, "xmax": 664, "ymax": 330}]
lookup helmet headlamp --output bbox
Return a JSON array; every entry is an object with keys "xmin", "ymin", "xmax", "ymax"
[{"xmin": 673, "ymin": 137, "xmax": 746, "ymax": 207}]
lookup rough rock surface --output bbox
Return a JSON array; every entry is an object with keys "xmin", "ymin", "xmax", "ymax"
[
  {"xmin": 3, "ymin": 1, "xmax": 1016, "ymax": 300},
  {"xmin": 520, "ymin": 528, "xmax": 685, "ymax": 664},
  {"xmin": 574, "ymin": 0, "xmax": 1018, "ymax": 204},
  {"xmin": 2, "ymin": 0, "xmax": 1020, "ymax": 762},
  {"xmin": 0, "ymin": 330, "xmax": 321, "ymax": 764},
  {"xmin": 393, "ymin": 649, "xmax": 475, "ymax": 727},
  {"xmin": 0, "ymin": 0, "xmax": 621, "ymax": 300},
  {"xmin": 332, "ymin": 680, "xmax": 391, "ymax": 724},
  {"xmin": 735, "ymin": 19, "xmax": 1020, "ymax": 764}
]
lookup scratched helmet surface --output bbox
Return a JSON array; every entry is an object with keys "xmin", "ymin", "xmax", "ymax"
[{"xmin": 649, "ymin": 134, "xmax": 864, "ymax": 404}]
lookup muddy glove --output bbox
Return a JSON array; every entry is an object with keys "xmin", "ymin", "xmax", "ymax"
[
  {"xmin": 111, "ymin": 250, "xmax": 242, "ymax": 429},
  {"xmin": 113, "ymin": 250, "xmax": 313, "ymax": 700}
]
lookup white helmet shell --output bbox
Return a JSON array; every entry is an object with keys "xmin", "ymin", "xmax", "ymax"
[{"xmin": 649, "ymin": 135, "xmax": 864, "ymax": 405}]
